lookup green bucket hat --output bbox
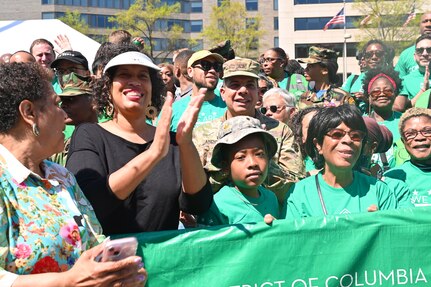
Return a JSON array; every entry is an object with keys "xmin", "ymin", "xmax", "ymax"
[{"xmin": 211, "ymin": 116, "xmax": 278, "ymax": 168}]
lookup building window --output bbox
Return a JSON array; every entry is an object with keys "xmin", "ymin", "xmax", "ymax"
[
  {"xmin": 274, "ymin": 37, "xmax": 279, "ymax": 47},
  {"xmin": 191, "ymin": 20, "xmax": 203, "ymax": 32},
  {"xmin": 245, "ymin": 0, "xmax": 258, "ymax": 11},
  {"xmin": 294, "ymin": 16, "xmax": 361, "ymax": 31},
  {"xmin": 295, "ymin": 42, "xmax": 358, "ymax": 58},
  {"xmin": 273, "ymin": 0, "xmax": 278, "ymax": 10},
  {"xmin": 274, "ymin": 17, "xmax": 278, "ymax": 30},
  {"xmin": 190, "ymin": 0, "xmax": 202, "ymax": 13}
]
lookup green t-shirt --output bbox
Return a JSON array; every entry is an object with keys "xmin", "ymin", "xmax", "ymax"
[
  {"xmin": 381, "ymin": 176, "xmax": 413, "ymax": 209},
  {"xmin": 395, "ymin": 45, "xmax": 418, "ymax": 79},
  {"xmin": 415, "ymin": 89, "xmax": 430, "ymax": 108},
  {"xmin": 197, "ymin": 185, "xmax": 279, "ymax": 226},
  {"xmin": 342, "ymin": 73, "xmax": 366, "ymax": 93},
  {"xmin": 283, "ymin": 171, "xmax": 397, "ymax": 219},
  {"xmin": 384, "ymin": 160, "xmax": 431, "ymax": 207},
  {"xmin": 165, "ymin": 92, "xmax": 227, "ymax": 132},
  {"xmin": 304, "ymin": 156, "xmax": 316, "ymax": 173},
  {"xmin": 399, "ymin": 69, "xmax": 431, "ymax": 100}
]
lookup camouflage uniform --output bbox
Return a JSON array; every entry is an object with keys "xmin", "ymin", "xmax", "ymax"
[
  {"xmin": 299, "ymin": 86, "xmax": 355, "ymax": 109},
  {"xmin": 193, "ymin": 109, "xmax": 305, "ymax": 203},
  {"xmin": 298, "ymin": 46, "xmax": 356, "ymax": 110},
  {"xmin": 51, "ymin": 73, "xmax": 92, "ymax": 166}
]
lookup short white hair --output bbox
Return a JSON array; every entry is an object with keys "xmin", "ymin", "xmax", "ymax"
[{"xmin": 262, "ymin": 87, "xmax": 296, "ymax": 108}]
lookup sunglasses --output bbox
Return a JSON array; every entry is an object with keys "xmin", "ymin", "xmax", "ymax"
[
  {"xmin": 415, "ymin": 47, "xmax": 431, "ymax": 55},
  {"xmin": 364, "ymin": 50, "xmax": 385, "ymax": 59},
  {"xmin": 193, "ymin": 60, "xmax": 223, "ymax": 73},
  {"xmin": 369, "ymin": 88, "xmax": 394, "ymax": 98},
  {"xmin": 403, "ymin": 127, "xmax": 431, "ymax": 141},
  {"xmin": 326, "ymin": 128, "xmax": 366, "ymax": 142},
  {"xmin": 260, "ymin": 105, "xmax": 286, "ymax": 114}
]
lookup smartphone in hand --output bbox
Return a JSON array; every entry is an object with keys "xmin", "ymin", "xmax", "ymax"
[{"xmin": 101, "ymin": 237, "xmax": 138, "ymax": 262}]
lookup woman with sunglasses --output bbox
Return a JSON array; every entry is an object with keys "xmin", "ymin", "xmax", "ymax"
[
  {"xmin": 342, "ymin": 40, "xmax": 394, "ymax": 113},
  {"xmin": 283, "ymin": 104, "xmax": 397, "ymax": 219},
  {"xmin": 362, "ymin": 67, "xmax": 403, "ymax": 170},
  {"xmin": 261, "ymin": 88, "xmax": 296, "ymax": 125},
  {"xmin": 384, "ymin": 108, "xmax": 431, "ymax": 207}
]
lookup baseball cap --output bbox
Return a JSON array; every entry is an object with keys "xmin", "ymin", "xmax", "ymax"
[
  {"xmin": 51, "ymin": 50, "xmax": 89, "ymax": 70},
  {"xmin": 211, "ymin": 116, "xmax": 278, "ymax": 168},
  {"xmin": 222, "ymin": 58, "xmax": 260, "ymax": 79},
  {"xmin": 103, "ymin": 51, "xmax": 161, "ymax": 74},
  {"xmin": 187, "ymin": 50, "xmax": 224, "ymax": 68},
  {"xmin": 298, "ymin": 46, "xmax": 338, "ymax": 64},
  {"xmin": 58, "ymin": 73, "xmax": 92, "ymax": 97}
]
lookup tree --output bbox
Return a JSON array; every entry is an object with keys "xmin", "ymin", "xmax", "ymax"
[
  {"xmin": 201, "ymin": 0, "xmax": 264, "ymax": 58},
  {"xmin": 58, "ymin": 9, "xmax": 89, "ymax": 35},
  {"xmin": 110, "ymin": 0, "xmax": 196, "ymax": 61},
  {"xmin": 353, "ymin": 0, "xmax": 425, "ymax": 55}
]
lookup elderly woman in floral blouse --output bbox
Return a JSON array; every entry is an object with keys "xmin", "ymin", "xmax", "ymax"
[{"xmin": 0, "ymin": 63, "xmax": 146, "ymax": 286}]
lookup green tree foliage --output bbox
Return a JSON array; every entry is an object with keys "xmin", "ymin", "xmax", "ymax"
[
  {"xmin": 353, "ymin": 0, "xmax": 425, "ymax": 55},
  {"xmin": 201, "ymin": 0, "xmax": 264, "ymax": 58},
  {"xmin": 59, "ymin": 9, "xmax": 90, "ymax": 35},
  {"xmin": 110, "ymin": 0, "xmax": 195, "ymax": 60}
]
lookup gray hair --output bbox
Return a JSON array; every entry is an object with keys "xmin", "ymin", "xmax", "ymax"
[{"xmin": 262, "ymin": 87, "xmax": 296, "ymax": 108}]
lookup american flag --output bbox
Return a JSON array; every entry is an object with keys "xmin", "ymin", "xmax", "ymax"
[
  {"xmin": 402, "ymin": 5, "xmax": 416, "ymax": 27},
  {"xmin": 323, "ymin": 8, "xmax": 345, "ymax": 31}
]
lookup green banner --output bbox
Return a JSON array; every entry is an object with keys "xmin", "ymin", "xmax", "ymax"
[{"xmin": 119, "ymin": 207, "xmax": 431, "ymax": 287}]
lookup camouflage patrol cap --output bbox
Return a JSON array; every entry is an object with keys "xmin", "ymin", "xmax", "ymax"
[
  {"xmin": 58, "ymin": 73, "xmax": 92, "ymax": 97},
  {"xmin": 298, "ymin": 46, "xmax": 338, "ymax": 64},
  {"xmin": 211, "ymin": 116, "xmax": 278, "ymax": 168},
  {"xmin": 222, "ymin": 58, "xmax": 260, "ymax": 79}
]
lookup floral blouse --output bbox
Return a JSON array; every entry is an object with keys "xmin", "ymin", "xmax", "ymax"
[{"xmin": 0, "ymin": 144, "xmax": 104, "ymax": 286}]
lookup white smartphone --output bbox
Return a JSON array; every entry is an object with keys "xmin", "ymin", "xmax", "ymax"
[{"xmin": 100, "ymin": 237, "xmax": 138, "ymax": 262}]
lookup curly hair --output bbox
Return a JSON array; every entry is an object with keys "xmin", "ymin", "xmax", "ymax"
[
  {"xmin": 399, "ymin": 107, "xmax": 431, "ymax": 140},
  {"xmin": 93, "ymin": 57, "xmax": 165, "ymax": 118},
  {"xmin": 362, "ymin": 66, "xmax": 402, "ymax": 98},
  {"xmin": 305, "ymin": 105, "xmax": 367, "ymax": 169},
  {"xmin": 291, "ymin": 106, "xmax": 322, "ymax": 160},
  {"xmin": 0, "ymin": 63, "xmax": 51, "ymax": 133}
]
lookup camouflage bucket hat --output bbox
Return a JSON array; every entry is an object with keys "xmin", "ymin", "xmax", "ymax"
[
  {"xmin": 222, "ymin": 58, "xmax": 260, "ymax": 79},
  {"xmin": 298, "ymin": 46, "xmax": 338, "ymax": 64},
  {"xmin": 211, "ymin": 116, "xmax": 278, "ymax": 168},
  {"xmin": 58, "ymin": 73, "xmax": 92, "ymax": 97}
]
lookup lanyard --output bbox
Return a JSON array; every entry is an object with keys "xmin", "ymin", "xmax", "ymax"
[{"xmin": 315, "ymin": 175, "xmax": 328, "ymax": 215}]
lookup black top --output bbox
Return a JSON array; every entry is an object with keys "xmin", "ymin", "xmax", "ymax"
[{"xmin": 66, "ymin": 123, "xmax": 212, "ymax": 235}]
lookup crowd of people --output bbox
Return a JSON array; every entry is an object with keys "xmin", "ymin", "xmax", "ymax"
[{"xmin": 0, "ymin": 11, "xmax": 430, "ymax": 286}]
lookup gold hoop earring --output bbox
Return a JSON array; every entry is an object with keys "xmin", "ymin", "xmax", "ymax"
[
  {"xmin": 145, "ymin": 105, "xmax": 158, "ymax": 120},
  {"xmin": 32, "ymin": 123, "xmax": 40, "ymax": 137}
]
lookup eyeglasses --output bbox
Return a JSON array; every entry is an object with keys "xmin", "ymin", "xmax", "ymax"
[
  {"xmin": 326, "ymin": 128, "xmax": 366, "ymax": 142},
  {"xmin": 403, "ymin": 127, "xmax": 431, "ymax": 141},
  {"xmin": 260, "ymin": 105, "xmax": 286, "ymax": 114},
  {"xmin": 364, "ymin": 50, "xmax": 385, "ymax": 59},
  {"xmin": 192, "ymin": 60, "xmax": 223, "ymax": 73},
  {"xmin": 415, "ymin": 47, "xmax": 431, "ymax": 55},
  {"xmin": 369, "ymin": 88, "xmax": 394, "ymax": 98},
  {"xmin": 259, "ymin": 57, "xmax": 282, "ymax": 64}
]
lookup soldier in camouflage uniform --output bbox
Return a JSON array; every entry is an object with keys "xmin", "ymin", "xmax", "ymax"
[
  {"xmin": 193, "ymin": 58, "xmax": 305, "ymax": 204},
  {"xmin": 51, "ymin": 74, "xmax": 96, "ymax": 166},
  {"xmin": 298, "ymin": 46, "xmax": 355, "ymax": 109}
]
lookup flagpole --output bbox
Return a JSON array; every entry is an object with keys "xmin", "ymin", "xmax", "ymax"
[{"xmin": 342, "ymin": 0, "xmax": 347, "ymax": 83}]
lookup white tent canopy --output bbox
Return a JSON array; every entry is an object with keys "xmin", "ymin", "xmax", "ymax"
[{"xmin": 0, "ymin": 19, "xmax": 100, "ymax": 69}]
